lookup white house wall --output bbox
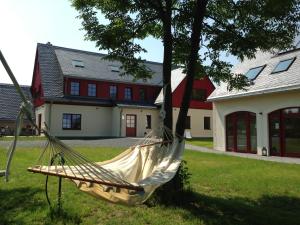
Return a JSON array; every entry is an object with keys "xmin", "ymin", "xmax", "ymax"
[
  {"xmin": 213, "ymin": 90, "xmax": 300, "ymax": 155},
  {"xmin": 120, "ymin": 108, "xmax": 160, "ymax": 137},
  {"xmin": 172, "ymin": 108, "xmax": 213, "ymax": 138},
  {"xmin": 41, "ymin": 103, "xmax": 113, "ymax": 137}
]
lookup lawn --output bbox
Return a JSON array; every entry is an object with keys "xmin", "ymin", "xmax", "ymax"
[
  {"xmin": 1, "ymin": 146, "xmax": 300, "ymax": 225},
  {"xmin": 186, "ymin": 137, "xmax": 213, "ymax": 148}
]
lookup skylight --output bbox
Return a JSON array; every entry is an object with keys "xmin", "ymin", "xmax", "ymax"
[
  {"xmin": 72, "ymin": 60, "xmax": 84, "ymax": 68},
  {"xmin": 272, "ymin": 57, "xmax": 296, "ymax": 74},
  {"xmin": 245, "ymin": 65, "xmax": 265, "ymax": 80},
  {"xmin": 110, "ymin": 65, "xmax": 120, "ymax": 72}
]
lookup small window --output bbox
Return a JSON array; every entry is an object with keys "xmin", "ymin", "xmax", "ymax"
[
  {"xmin": 192, "ymin": 89, "xmax": 206, "ymax": 101},
  {"xmin": 146, "ymin": 115, "xmax": 151, "ymax": 129},
  {"xmin": 204, "ymin": 117, "xmax": 211, "ymax": 130},
  {"xmin": 62, "ymin": 114, "xmax": 81, "ymax": 130},
  {"xmin": 245, "ymin": 65, "xmax": 265, "ymax": 80},
  {"xmin": 124, "ymin": 88, "xmax": 132, "ymax": 100},
  {"xmin": 139, "ymin": 89, "xmax": 146, "ymax": 101},
  {"xmin": 185, "ymin": 116, "xmax": 191, "ymax": 129},
  {"xmin": 72, "ymin": 60, "xmax": 84, "ymax": 68},
  {"xmin": 272, "ymin": 57, "xmax": 296, "ymax": 74},
  {"xmin": 110, "ymin": 85, "xmax": 117, "ymax": 99},
  {"xmin": 88, "ymin": 83, "xmax": 96, "ymax": 97},
  {"xmin": 70, "ymin": 82, "xmax": 80, "ymax": 96},
  {"xmin": 110, "ymin": 65, "xmax": 120, "ymax": 72}
]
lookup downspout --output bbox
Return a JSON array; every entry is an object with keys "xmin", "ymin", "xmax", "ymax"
[
  {"xmin": 119, "ymin": 107, "xmax": 123, "ymax": 137},
  {"xmin": 48, "ymin": 101, "xmax": 53, "ymax": 132}
]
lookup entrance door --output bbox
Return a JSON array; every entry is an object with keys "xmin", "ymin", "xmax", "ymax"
[
  {"xmin": 126, "ymin": 114, "xmax": 136, "ymax": 137},
  {"xmin": 269, "ymin": 107, "xmax": 300, "ymax": 157},
  {"xmin": 226, "ymin": 112, "xmax": 257, "ymax": 153}
]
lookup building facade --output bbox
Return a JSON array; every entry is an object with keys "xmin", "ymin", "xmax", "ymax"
[
  {"xmin": 31, "ymin": 43, "xmax": 214, "ymax": 138},
  {"xmin": 208, "ymin": 46, "xmax": 300, "ymax": 157},
  {"xmin": 0, "ymin": 84, "xmax": 34, "ymax": 136}
]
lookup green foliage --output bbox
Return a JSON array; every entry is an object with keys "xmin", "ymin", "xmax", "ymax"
[{"xmin": 72, "ymin": 0, "xmax": 300, "ymax": 89}]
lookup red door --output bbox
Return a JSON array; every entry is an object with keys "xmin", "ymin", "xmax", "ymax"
[{"xmin": 126, "ymin": 114, "xmax": 137, "ymax": 137}]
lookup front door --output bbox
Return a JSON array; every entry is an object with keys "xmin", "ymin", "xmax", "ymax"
[
  {"xmin": 269, "ymin": 107, "xmax": 300, "ymax": 157},
  {"xmin": 126, "ymin": 114, "xmax": 136, "ymax": 137}
]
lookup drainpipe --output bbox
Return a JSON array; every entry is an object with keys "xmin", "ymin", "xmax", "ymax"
[
  {"xmin": 119, "ymin": 107, "xmax": 123, "ymax": 137},
  {"xmin": 48, "ymin": 101, "xmax": 53, "ymax": 131}
]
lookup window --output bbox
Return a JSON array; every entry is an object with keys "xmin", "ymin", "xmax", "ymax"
[
  {"xmin": 70, "ymin": 82, "xmax": 80, "ymax": 96},
  {"xmin": 204, "ymin": 117, "xmax": 211, "ymax": 130},
  {"xmin": 62, "ymin": 114, "xmax": 81, "ymax": 130},
  {"xmin": 185, "ymin": 116, "xmax": 191, "ymax": 129},
  {"xmin": 110, "ymin": 85, "xmax": 117, "ymax": 99},
  {"xmin": 139, "ymin": 89, "xmax": 146, "ymax": 101},
  {"xmin": 72, "ymin": 60, "xmax": 84, "ymax": 68},
  {"xmin": 245, "ymin": 65, "xmax": 265, "ymax": 80},
  {"xmin": 124, "ymin": 88, "xmax": 132, "ymax": 100},
  {"xmin": 110, "ymin": 65, "xmax": 120, "ymax": 72},
  {"xmin": 88, "ymin": 83, "xmax": 96, "ymax": 97},
  {"xmin": 146, "ymin": 115, "xmax": 151, "ymax": 129},
  {"xmin": 272, "ymin": 57, "xmax": 296, "ymax": 73},
  {"xmin": 191, "ymin": 89, "xmax": 206, "ymax": 101}
]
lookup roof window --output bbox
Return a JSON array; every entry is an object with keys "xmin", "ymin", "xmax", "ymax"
[
  {"xmin": 272, "ymin": 57, "xmax": 296, "ymax": 74},
  {"xmin": 110, "ymin": 65, "xmax": 120, "ymax": 72},
  {"xmin": 245, "ymin": 65, "xmax": 265, "ymax": 80},
  {"xmin": 72, "ymin": 60, "xmax": 84, "ymax": 68}
]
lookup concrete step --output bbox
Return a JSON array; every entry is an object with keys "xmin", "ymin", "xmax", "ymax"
[{"xmin": 0, "ymin": 170, "xmax": 5, "ymax": 177}]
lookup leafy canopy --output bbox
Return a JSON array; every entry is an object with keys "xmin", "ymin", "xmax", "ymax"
[{"xmin": 73, "ymin": 0, "xmax": 300, "ymax": 89}]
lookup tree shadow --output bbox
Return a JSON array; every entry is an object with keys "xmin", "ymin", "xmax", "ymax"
[
  {"xmin": 164, "ymin": 191, "xmax": 300, "ymax": 225},
  {"xmin": 0, "ymin": 187, "xmax": 81, "ymax": 225}
]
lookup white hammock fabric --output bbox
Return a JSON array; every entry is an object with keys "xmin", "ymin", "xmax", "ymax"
[{"xmin": 30, "ymin": 137, "xmax": 184, "ymax": 205}]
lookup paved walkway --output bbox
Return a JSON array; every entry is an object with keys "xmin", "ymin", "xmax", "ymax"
[
  {"xmin": 185, "ymin": 144, "xmax": 300, "ymax": 165},
  {"xmin": 1, "ymin": 138, "xmax": 299, "ymax": 165}
]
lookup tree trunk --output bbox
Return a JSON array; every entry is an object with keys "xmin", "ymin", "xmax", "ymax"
[
  {"xmin": 175, "ymin": 0, "xmax": 208, "ymax": 139},
  {"xmin": 162, "ymin": 0, "xmax": 173, "ymax": 135}
]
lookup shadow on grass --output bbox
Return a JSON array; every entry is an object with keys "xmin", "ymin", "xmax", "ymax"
[
  {"xmin": 162, "ymin": 191, "xmax": 300, "ymax": 225},
  {"xmin": 0, "ymin": 187, "xmax": 81, "ymax": 225}
]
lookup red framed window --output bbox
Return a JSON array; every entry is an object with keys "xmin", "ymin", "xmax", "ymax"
[
  {"xmin": 109, "ymin": 85, "xmax": 117, "ymax": 99},
  {"xmin": 226, "ymin": 112, "xmax": 257, "ymax": 153},
  {"xmin": 88, "ymin": 83, "xmax": 96, "ymax": 97},
  {"xmin": 124, "ymin": 87, "xmax": 132, "ymax": 100},
  {"xmin": 269, "ymin": 107, "xmax": 300, "ymax": 157},
  {"xmin": 70, "ymin": 82, "xmax": 80, "ymax": 96}
]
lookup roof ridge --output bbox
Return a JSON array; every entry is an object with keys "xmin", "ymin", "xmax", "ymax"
[{"xmin": 37, "ymin": 42, "xmax": 163, "ymax": 66}]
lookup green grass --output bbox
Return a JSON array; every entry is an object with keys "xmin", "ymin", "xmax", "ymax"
[
  {"xmin": 186, "ymin": 137, "xmax": 213, "ymax": 148},
  {"xmin": 1, "ymin": 146, "xmax": 300, "ymax": 225},
  {"xmin": 0, "ymin": 136, "xmax": 47, "ymax": 141}
]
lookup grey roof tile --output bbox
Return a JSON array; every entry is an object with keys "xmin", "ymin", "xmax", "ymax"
[
  {"xmin": 53, "ymin": 45, "xmax": 163, "ymax": 86},
  {"xmin": 208, "ymin": 48, "xmax": 300, "ymax": 101},
  {"xmin": 0, "ymin": 83, "xmax": 32, "ymax": 120}
]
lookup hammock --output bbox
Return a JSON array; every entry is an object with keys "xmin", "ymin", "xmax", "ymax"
[{"xmin": 0, "ymin": 50, "xmax": 185, "ymax": 206}]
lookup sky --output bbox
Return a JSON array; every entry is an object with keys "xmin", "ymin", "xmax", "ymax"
[
  {"xmin": 0, "ymin": 0, "xmax": 164, "ymax": 85},
  {"xmin": 0, "ymin": 1, "xmax": 240, "ymax": 86}
]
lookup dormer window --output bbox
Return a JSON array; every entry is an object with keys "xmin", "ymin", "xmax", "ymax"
[
  {"xmin": 272, "ymin": 57, "xmax": 296, "ymax": 74},
  {"xmin": 72, "ymin": 60, "xmax": 84, "ymax": 68},
  {"xmin": 245, "ymin": 65, "xmax": 265, "ymax": 80},
  {"xmin": 110, "ymin": 65, "xmax": 120, "ymax": 72}
]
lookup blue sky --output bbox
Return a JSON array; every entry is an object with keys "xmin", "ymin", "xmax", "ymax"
[
  {"xmin": 0, "ymin": 0, "xmax": 238, "ymax": 86},
  {"xmin": 0, "ymin": 0, "xmax": 163, "ymax": 85}
]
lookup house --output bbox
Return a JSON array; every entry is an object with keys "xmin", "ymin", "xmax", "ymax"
[
  {"xmin": 0, "ymin": 83, "xmax": 34, "ymax": 136},
  {"xmin": 155, "ymin": 69, "xmax": 215, "ymax": 138},
  {"xmin": 31, "ymin": 42, "xmax": 215, "ymax": 138},
  {"xmin": 208, "ymin": 43, "xmax": 300, "ymax": 157}
]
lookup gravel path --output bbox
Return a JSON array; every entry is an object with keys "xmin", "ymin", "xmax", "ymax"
[
  {"xmin": 1, "ymin": 139, "xmax": 299, "ymax": 165},
  {"xmin": 185, "ymin": 144, "xmax": 300, "ymax": 165},
  {"xmin": 0, "ymin": 138, "xmax": 144, "ymax": 148}
]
